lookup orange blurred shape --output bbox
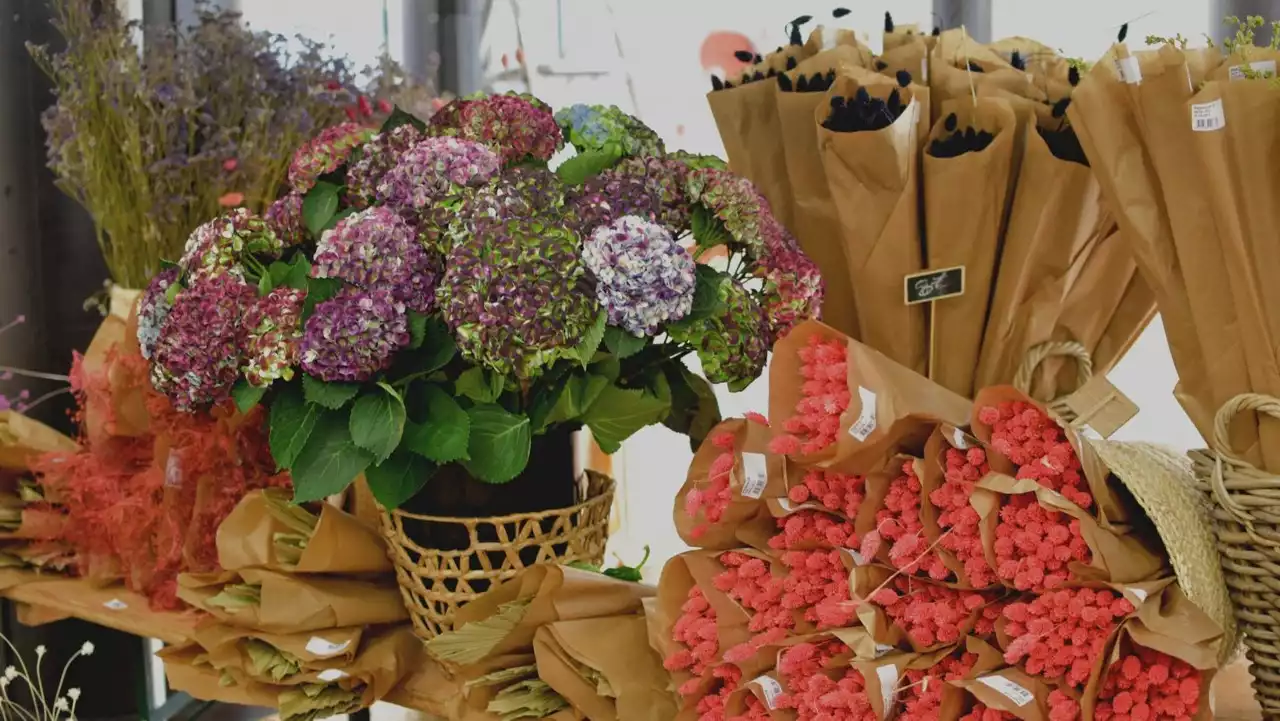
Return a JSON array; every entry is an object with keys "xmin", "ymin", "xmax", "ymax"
[
  {"xmin": 218, "ymin": 192, "xmax": 244, "ymax": 208},
  {"xmin": 700, "ymin": 31, "xmax": 756, "ymax": 75}
]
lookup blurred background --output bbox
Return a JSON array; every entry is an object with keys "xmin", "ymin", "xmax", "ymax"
[{"xmin": 0, "ymin": 0, "xmax": 1270, "ymax": 718}]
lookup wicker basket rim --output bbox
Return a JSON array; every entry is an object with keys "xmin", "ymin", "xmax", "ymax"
[{"xmin": 384, "ymin": 470, "xmax": 614, "ymax": 523}]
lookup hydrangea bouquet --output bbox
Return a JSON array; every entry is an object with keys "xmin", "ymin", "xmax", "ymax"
[{"xmin": 139, "ymin": 94, "xmax": 822, "ymax": 508}]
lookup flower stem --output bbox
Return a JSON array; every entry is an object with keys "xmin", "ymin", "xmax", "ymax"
[{"xmin": 0, "ymin": 367, "xmax": 71, "ymax": 383}]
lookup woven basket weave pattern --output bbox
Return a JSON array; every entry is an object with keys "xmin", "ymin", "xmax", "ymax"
[{"xmin": 379, "ymin": 471, "xmax": 615, "ymax": 640}]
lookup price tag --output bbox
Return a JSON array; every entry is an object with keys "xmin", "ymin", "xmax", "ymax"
[
  {"xmin": 316, "ymin": 669, "xmax": 348, "ymax": 682},
  {"xmin": 921, "ymin": 57, "xmax": 929, "ymax": 83},
  {"xmin": 874, "ymin": 643, "xmax": 895, "ymax": 658},
  {"xmin": 978, "ymin": 675, "xmax": 1034, "ymax": 706},
  {"xmin": 752, "ymin": 675, "xmax": 784, "ymax": 709},
  {"xmin": 849, "ymin": 387, "xmax": 878, "ymax": 441},
  {"xmin": 1192, "ymin": 99, "xmax": 1226, "ymax": 132},
  {"xmin": 739, "ymin": 453, "xmax": 768, "ymax": 499},
  {"xmin": 876, "ymin": 664, "xmax": 900, "ymax": 714},
  {"xmin": 843, "ymin": 548, "xmax": 867, "ymax": 566},
  {"xmin": 103, "ymin": 599, "xmax": 128, "ymax": 611},
  {"xmin": 1229, "ymin": 60, "xmax": 1276, "ymax": 80},
  {"xmin": 1127, "ymin": 587, "xmax": 1149, "ymax": 605},
  {"xmin": 1060, "ymin": 376, "xmax": 1138, "ymax": 439},
  {"xmin": 164, "ymin": 455, "xmax": 182, "ymax": 489},
  {"xmin": 904, "ymin": 266, "xmax": 966, "ymax": 305},
  {"xmin": 1115, "ymin": 55, "xmax": 1142, "ymax": 84},
  {"xmin": 305, "ymin": 637, "xmax": 352, "ymax": 657}
]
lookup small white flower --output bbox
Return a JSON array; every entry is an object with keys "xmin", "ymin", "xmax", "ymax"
[
  {"xmin": 54, "ymin": 697, "xmax": 69, "ymax": 712},
  {"xmin": 1, "ymin": 677, "xmax": 10, "ymax": 689},
  {"xmin": 35, "ymin": 645, "xmax": 46, "ymax": 657},
  {"xmin": 80, "ymin": 642, "xmax": 94, "ymax": 656},
  {"xmin": 4, "ymin": 666, "xmax": 17, "ymax": 680},
  {"xmin": 67, "ymin": 688, "xmax": 81, "ymax": 700}
]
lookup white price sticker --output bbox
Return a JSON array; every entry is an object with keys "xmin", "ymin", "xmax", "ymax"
[
  {"xmin": 848, "ymin": 387, "xmax": 878, "ymax": 441},
  {"xmin": 103, "ymin": 599, "xmax": 128, "ymax": 610},
  {"xmin": 843, "ymin": 548, "xmax": 867, "ymax": 566},
  {"xmin": 752, "ymin": 676, "xmax": 784, "ymax": 709},
  {"xmin": 874, "ymin": 643, "xmax": 895, "ymax": 658},
  {"xmin": 316, "ymin": 669, "xmax": 349, "ymax": 682},
  {"xmin": 305, "ymin": 637, "xmax": 352, "ymax": 657},
  {"xmin": 876, "ymin": 664, "xmax": 899, "ymax": 713},
  {"xmin": 739, "ymin": 453, "xmax": 768, "ymax": 499},
  {"xmin": 950, "ymin": 427, "xmax": 973, "ymax": 449},
  {"xmin": 164, "ymin": 455, "xmax": 182, "ymax": 489},
  {"xmin": 1115, "ymin": 56, "xmax": 1142, "ymax": 84},
  {"xmin": 978, "ymin": 676, "xmax": 1034, "ymax": 707},
  {"xmin": 921, "ymin": 58, "xmax": 929, "ymax": 83},
  {"xmin": 1229, "ymin": 60, "xmax": 1276, "ymax": 80},
  {"xmin": 1192, "ymin": 99, "xmax": 1226, "ymax": 132},
  {"xmin": 1127, "ymin": 587, "xmax": 1150, "ymax": 605}
]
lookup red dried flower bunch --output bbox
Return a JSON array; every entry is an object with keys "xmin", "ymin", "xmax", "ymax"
[
  {"xmin": 698, "ymin": 665, "xmax": 769, "ymax": 721},
  {"xmin": 993, "ymin": 499, "xmax": 1091, "ymax": 592},
  {"xmin": 1094, "ymin": 647, "xmax": 1203, "ymax": 721},
  {"xmin": 1002, "ymin": 588, "xmax": 1135, "ymax": 689},
  {"xmin": 779, "ymin": 548, "xmax": 858, "ymax": 629},
  {"xmin": 770, "ymin": 334, "xmax": 849, "ymax": 456},
  {"xmin": 776, "ymin": 640, "xmax": 877, "ymax": 720},
  {"xmin": 685, "ymin": 431, "xmax": 738, "ymax": 540},
  {"xmin": 768, "ymin": 509, "xmax": 859, "ymax": 552},
  {"xmin": 788, "ymin": 467, "xmax": 866, "ymax": 519},
  {"xmin": 932, "ymin": 446, "xmax": 997, "ymax": 587},
  {"xmin": 899, "ymin": 653, "xmax": 979, "ymax": 721},
  {"xmin": 977, "ymin": 401, "xmax": 1092, "ymax": 508},
  {"xmin": 665, "ymin": 586, "xmax": 720, "ymax": 695},
  {"xmin": 1049, "ymin": 689, "xmax": 1081, "ymax": 721},
  {"xmin": 959, "ymin": 705, "xmax": 1016, "ymax": 721},
  {"xmin": 869, "ymin": 460, "xmax": 949, "ymax": 579},
  {"xmin": 714, "ymin": 552, "xmax": 793, "ymax": 661},
  {"xmin": 870, "ymin": 577, "xmax": 1002, "ymax": 648}
]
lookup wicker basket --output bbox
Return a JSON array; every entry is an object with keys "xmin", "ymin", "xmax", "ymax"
[
  {"xmin": 379, "ymin": 470, "xmax": 615, "ymax": 641},
  {"xmin": 1191, "ymin": 393, "xmax": 1280, "ymax": 717}
]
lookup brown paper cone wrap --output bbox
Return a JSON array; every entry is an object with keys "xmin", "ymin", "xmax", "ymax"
[
  {"xmin": 216, "ymin": 490, "xmax": 391, "ymax": 574},
  {"xmin": 878, "ymin": 37, "xmax": 931, "ymax": 89},
  {"xmin": 770, "ymin": 321, "xmax": 971, "ymax": 472},
  {"xmin": 1067, "ymin": 48, "xmax": 1214, "ymax": 441},
  {"xmin": 674, "ymin": 418, "xmax": 780, "ymax": 549},
  {"xmin": 855, "ymin": 651, "xmax": 920, "ymax": 719},
  {"xmin": 161, "ymin": 644, "xmax": 282, "ymax": 708},
  {"xmin": 0, "ymin": 412, "xmax": 77, "ymax": 472},
  {"xmin": 801, "ymin": 28, "xmax": 873, "ymax": 66},
  {"xmin": 1092, "ymin": 268, "xmax": 1157, "ymax": 380},
  {"xmin": 193, "ymin": 620, "xmax": 363, "ymax": 668},
  {"xmin": 954, "ymin": 667, "xmax": 1060, "ymax": 721},
  {"xmin": 922, "ymin": 97, "xmax": 1018, "ymax": 397},
  {"xmin": 447, "ymin": 564, "xmax": 653, "ymax": 665},
  {"xmin": 817, "ymin": 78, "xmax": 927, "ymax": 373},
  {"xmin": 936, "ymin": 637, "xmax": 1009, "ymax": 721},
  {"xmin": 176, "ymin": 568, "xmax": 407, "ymax": 633},
  {"xmin": 533, "ymin": 614, "xmax": 679, "ymax": 721},
  {"xmin": 81, "ymin": 313, "xmax": 151, "ymax": 443},
  {"xmin": 884, "ymin": 24, "xmax": 925, "ymax": 53}
]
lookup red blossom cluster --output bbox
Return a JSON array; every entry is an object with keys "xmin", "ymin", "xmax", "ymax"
[
  {"xmin": 977, "ymin": 401, "xmax": 1092, "ymax": 509},
  {"xmin": 870, "ymin": 577, "xmax": 1002, "ymax": 648},
  {"xmin": 1094, "ymin": 647, "xmax": 1203, "ymax": 721},
  {"xmin": 779, "ymin": 548, "xmax": 857, "ymax": 629},
  {"xmin": 698, "ymin": 665, "xmax": 769, "ymax": 721},
  {"xmin": 1002, "ymin": 589, "xmax": 1135, "ymax": 689},
  {"xmin": 770, "ymin": 335, "xmax": 849, "ymax": 456},
  {"xmin": 869, "ymin": 461, "xmax": 949, "ymax": 579},
  {"xmin": 932, "ymin": 446, "xmax": 997, "ymax": 587},
  {"xmin": 665, "ymin": 586, "xmax": 720, "ymax": 695},
  {"xmin": 685, "ymin": 431, "xmax": 738, "ymax": 540},
  {"xmin": 776, "ymin": 640, "xmax": 877, "ymax": 720},
  {"xmin": 959, "ymin": 705, "xmax": 1016, "ymax": 721},
  {"xmin": 769, "ymin": 509, "xmax": 859, "ymax": 552},
  {"xmin": 715, "ymin": 552, "xmax": 791, "ymax": 662},
  {"xmin": 1049, "ymin": 689, "xmax": 1081, "ymax": 721},
  {"xmin": 993, "ymin": 499, "xmax": 1091, "ymax": 591},
  {"xmin": 788, "ymin": 467, "xmax": 866, "ymax": 519},
  {"xmin": 899, "ymin": 653, "xmax": 979, "ymax": 721}
]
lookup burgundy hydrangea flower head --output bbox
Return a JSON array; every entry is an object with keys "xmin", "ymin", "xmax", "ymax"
[
  {"xmin": 179, "ymin": 208, "xmax": 283, "ymax": 281},
  {"xmin": 311, "ymin": 206, "xmax": 441, "ymax": 313},
  {"xmin": 428, "ymin": 93, "xmax": 563, "ymax": 166},
  {"xmin": 668, "ymin": 277, "xmax": 769, "ymax": 389},
  {"xmin": 287, "ymin": 121, "xmax": 374, "ymax": 193},
  {"xmin": 376, "ymin": 137, "xmax": 501, "ymax": 219},
  {"xmin": 684, "ymin": 167, "xmax": 774, "ymax": 260},
  {"xmin": 241, "ymin": 287, "xmax": 306, "ymax": 387},
  {"xmin": 437, "ymin": 217, "xmax": 596, "ymax": 379},
  {"xmin": 264, "ymin": 190, "xmax": 306, "ymax": 247},
  {"xmin": 450, "ymin": 165, "xmax": 569, "ymax": 246},
  {"xmin": 345, "ymin": 124, "xmax": 424, "ymax": 208},
  {"xmin": 300, "ymin": 287, "xmax": 410, "ymax": 382},
  {"xmin": 150, "ymin": 272, "xmax": 256, "ymax": 411},
  {"xmin": 582, "ymin": 216, "xmax": 696, "ymax": 337},
  {"xmin": 569, "ymin": 157, "xmax": 689, "ymax": 238},
  {"xmin": 756, "ymin": 233, "xmax": 824, "ymax": 339},
  {"xmin": 136, "ymin": 266, "xmax": 180, "ymax": 360}
]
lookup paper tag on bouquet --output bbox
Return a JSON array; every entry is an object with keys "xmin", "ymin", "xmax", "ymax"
[{"xmin": 1059, "ymin": 376, "xmax": 1138, "ymax": 439}]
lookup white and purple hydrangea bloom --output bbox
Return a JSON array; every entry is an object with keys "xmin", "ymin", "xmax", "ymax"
[
  {"xmin": 150, "ymin": 272, "xmax": 256, "ymax": 411},
  {"xmin": 136, "ymin": 266, "xmax": 180, "ymax": 360},
  {"xmin": 376, "ymin": 137, "xmax": 501, "ymax": 217},
  {"xmin": 242, "ymin": 287, "xmax": 306, "ymax": 387},
  {"xmin": 311, "ymin": 206, "xmax": 441, "ymax": 313},
  {"xmin": 345, "ymin": 124, "xmax": 424, "ymax": 209},
  {"xmin": 300, "ymin": 287, "xmax": 410, "ymax": 383},
  {"xmin": 582, "ymin": 216, "xmax": 696, "ymax": 337},
  {"xmin": 179, "ymin": 209, "xmax": 283, "ymax": 281},
  {"xmin": 264, "ymin": 191, "xmax": 306, "ymax": 247}
]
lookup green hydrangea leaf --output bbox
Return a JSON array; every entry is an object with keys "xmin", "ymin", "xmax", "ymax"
[
  {"xmin": 690, "ymin": 205, "xmax": 731, "ymax": 254},
  {"xmin": 380, "ymin": 106, "xmax": 427, "ymax": 134},
  {"xmin": 291, "ymin": 408, "xmax": 373, "ymax": 502},
  {"xmin": 603, "ymin": 327, "xmax": 648, "ymax": 359},
  {"xmin": 572, "ymin": 310, "xmax": 607, "ymax": 368},
  {"xmin": 232, "ymin": 378, "xmax": 268, "ymax": 414},
  {"xmin": 547, "ymin": 372, "xmax": 610, "ymax": 425},
  {"xmin": 456, "ymin": 367, "xmax": 504, "ymax": 404},
  {"xmin": 661, "ymin": 364, "xmax": 722, "ymax": 451},
  {"xmin": 462, "ymin": 405, "xmax": 532, "ymax": 484},
  {"xmin": 268, "ymin": 382, "xmax": 321, "ymax": 469},
  {"xmin": 555, "ymin": 148, "xmax": 622, "ymax": 186},
  {"xmin": 302, "ymin": 181, "xmax": 340, "ymax": 238},
  {"xmin": 349, "ymin": 384, "xmax": 406, "ymax": 465},
  {"xmin": 365, "ymin": 451, "xmax": 434, "ymax": 509},
  {"xmin": 582, "ymin": 386, "xmax": 670, "ymax": 454},
  {"xmin": 302, "ymin": 276, "xmax": 342, "ymax": 318},
  {"xmin": 407, "ymin": 311, "xmax": 430, "ymax": 350},
  {"xmin": 682, "ymin": 265, "xmax": 728, "ymax": 322},
  {"xmin": 403, "ymin": 385, "xmax": 470, "ymax": 463},
  {"xmin": 302, "ymin": 375, "xmax": 360, "ymax": 410}
]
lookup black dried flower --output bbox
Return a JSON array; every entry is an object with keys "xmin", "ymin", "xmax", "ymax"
[
  {"xmin": 932, "ymin": 26, "xmax": 942, "ymax": 36},
  {"xmin": 833, "ymin": 8, "xmax": 851, "ymax": 18},
  {"xmin": 885, "ymin": 11, "xmax": 895, "ymax": 33},
  {"xmin": 1068, "ymin": 65, "xmax": 1081, "ymax": 86},
  {"xmin": 778, "ymin": 73, "xmax": 794, "ymax": 91},
  {"xmin": 968, "ymin": 61, "xmax": 985, "ymax": 72},
  {"xmin": 875, "ymin": 60, "xmax": 889, "ymax": 71},
  {"xmin": 1010, "ymin": 50, "xmax": 1026, "ymax": 70},
  {"xmin": 711, "ymin": 74, "xmax": 723, "ymax": 91},
  {"xmin": 896, "ymin": 70, "xmax": 912, "ymax": 87},
  {"xmin": 1051, "ymin": 97, "xmax": 1071, "ymax": 118},
  {"xmin": 1118, "ymin": 23, "xmax": 1129, "ymax": 43},
  {"xmin": 944, "ymin": 113, "xmax": 958, "ymax": 132},
  {"xmin": 786, "ymin": 56, "xmax": 798, "ymax": 70},
  {"xmin": 734, "ymin": 50, "xmax": 755, "ymax": 62}
]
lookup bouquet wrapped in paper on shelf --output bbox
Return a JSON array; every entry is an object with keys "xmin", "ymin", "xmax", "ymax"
[
  {"xmin": 704, "ymin": 12, "xmax": 1155, "ymax": 404},
  {"xmin": 656, "ymin": 319, "xmax": 1232, "ymax": 720},
  {"xmin": 0, "ymin": 412, "xmax": 79, "ymax": 576}
]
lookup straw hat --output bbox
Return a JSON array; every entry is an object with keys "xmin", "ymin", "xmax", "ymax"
[{"xmin": 1090, "ymin": 439, "xmax": 1239, "ymax": 662}]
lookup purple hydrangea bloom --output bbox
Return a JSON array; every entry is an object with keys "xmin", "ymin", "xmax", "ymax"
[
  {"xmin": 429, "ymin": 94, "xmax": 563, "ymax": 165},
  {"xmin": 568, "ymin": 155, "xmax": 689, "ymax": 237},
  {"xmin": 345, "ymin": 124, "xmax": 424, "ymax": 208},
  {"xmin": 448, "ymin": 166, "xmax": 568, "ymax": 248},
  {"xmin": 264, "ymin": 191, "xmax": 306, "ymax": 247},
  {"xmin": 683, "ymin": 167, "xmax": 772, "ymax": 260},
  {"xmin": 437, "ymin": 217, "xmax": 596, "ymax": 378},
  {"xmin": 150, "ymin": 273, "xmax": 255, "ymax": 410},
  {"xmin": 288, "ymin": 122, "xmax": 375, "ymax": 193},
  {"xmin": 179, "ymin": 209, "xmax": 283, "ymax": 280},
  {"xmin": 376, "ymin": 137, "xmax": 500, "ymax": 218},
  {"xmin": 312, "ymin": 206, "xmax": 441, "ymax": 312},
  {"xmin": 668, "ymin": 277, "xmax": 768, "ymax": 390},
  {"xmin": 241, "ymin": 287, "xmax": 306, "ymax": 386},
  {"xmin": 136, "ymin": 266, "xmax": 180, "ymax": 360},
  {"xmin": 582, "ymin": 216, "xmax": 696, "ymax": 337},
  {"xmin": 300, "ymin": 287, "xmax": 410, "ymax": 382}
]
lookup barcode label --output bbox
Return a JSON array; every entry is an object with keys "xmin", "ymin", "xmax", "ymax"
[
  {"xmin": 1192, "ymin": 99, "xmax": 1225, "ymax": 132},
  {"xmin": 1229, "ymin": 60, "xmax": 1276, "ymax": 80},
  {"xmin": 740, "ymin": 453, "xmax": 768, "ymax": 499},
  {"xmin": 848, "ymin": 387, "xmax": 878, "ymax": 441},
  {"xmin": 316, "ymin": 669, "xmax": 348, "ymax": 682},
  {"xmin": 103, "ymin": 599, "xmax": 127, "ymax": 610},
  {"xmin": 978, "ymin": 675, "xmax": 1034, "ymax": 706},
  {"xmin": 1115, "ymin": 56, "xmax": 1142, "ymax": 84},
  {"xmin": 877, "ymin": 664, "xmax": 900, "ymax": 713},
  {"xmin": 305, "ymin": 637, "xmax": 352, "ymax": 657},
  {"xmin": 752, "ymin": 675, "xmax": 784, "ymax": 709}
]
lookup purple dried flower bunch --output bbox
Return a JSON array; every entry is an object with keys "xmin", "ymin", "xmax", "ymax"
[{"xmin": 140, "ymin": 95, "xmax": 822, "ymax": 506}]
